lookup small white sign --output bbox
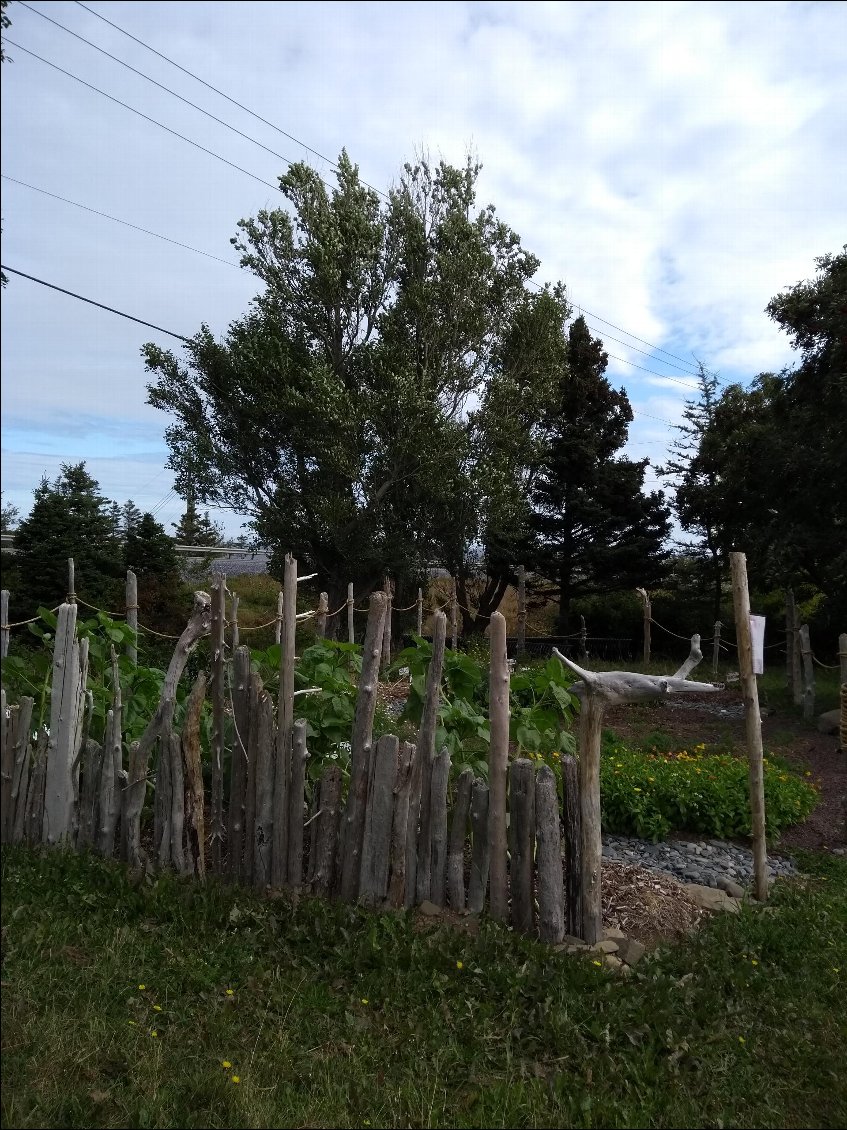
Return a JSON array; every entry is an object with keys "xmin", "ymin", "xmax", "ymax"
[{"xmin": 750, "ymin": 615, "xmax": 766, "ymax": 675}]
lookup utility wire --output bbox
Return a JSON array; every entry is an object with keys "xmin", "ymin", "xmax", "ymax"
[
  {"xmin": 18, "ymin": 3, "xmax": 336, "ymax": 193},
  {"xmin": 2, "ymin": 175, "xmax": 241, "ymax": 268},
  {"xmin": 4, "ymin": 38, "xmax": 280, "ymax": 192},
  {"xmin": 72, "ymin": 0, "xmax": 386, "ymax": 198},
  {"xmin": 1, "ymin": 265, "xmax": 191, "ymax": 341}
]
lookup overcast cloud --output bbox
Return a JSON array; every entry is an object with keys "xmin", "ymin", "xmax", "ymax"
[{"xmin": 2, "ymin": 0, "xmax": 845, "ymax": 536}]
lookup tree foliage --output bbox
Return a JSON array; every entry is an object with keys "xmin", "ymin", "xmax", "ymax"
[{"xmin": 172, "ymin": 495, "xmax": 223, "ymax": 546}]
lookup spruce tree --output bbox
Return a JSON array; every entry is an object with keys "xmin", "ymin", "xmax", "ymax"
[
  {"xmin": 530, "ymin": 317, "xmax": 671, "ymax": 632},
  {"xmin": 172, "ymin": 495, "xmax": 223, "ymax": 546},
  {"xmin": 13, "ymin": 463, "xmax": 122, "ymax": 613}
]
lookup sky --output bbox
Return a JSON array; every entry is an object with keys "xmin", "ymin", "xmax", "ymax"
[{"xmin": 2, "ymin": 0, "xmax": 845, "ymax": 540}]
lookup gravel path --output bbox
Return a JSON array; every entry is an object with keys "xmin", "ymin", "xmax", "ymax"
[{"xmin": 602, "ymin": 832, "xmax": 799, "ymax": 891}]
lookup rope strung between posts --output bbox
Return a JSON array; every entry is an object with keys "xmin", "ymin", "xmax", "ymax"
[
  {"xmin": 811, "ymin": 654, "xmax": 840, "ymax": 669},
  {"xmin": 4, "ymin": 605, "xmax": 62, "ymax": 628}
]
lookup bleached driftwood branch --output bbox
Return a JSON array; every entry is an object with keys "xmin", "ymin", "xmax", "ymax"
[{"xmin": 553, "ymin": 634, "xmax": 718, "ymax": 705}]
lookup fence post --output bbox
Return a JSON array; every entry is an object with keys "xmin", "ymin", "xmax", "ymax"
[
  {"xmin": 42, "ymin": 602, "xmax": 80, "ymax": 845},
  {"xmin": 338, "ymin": 591, "xmax": 387, "ymax": 903},
  {"xmin": 381, "ymin": 578, "xmax": 392, "ymax": 670},
  {"xmin": 416, "ymin": 587, "xmax": 423, "ymax": 638},
  {"xmin": 1, "ymin": 588, "xmax": 10, "ymax": 660},
  {"xmin": 429, "ymin": 746, "xmax": 452, "ymax": 908},
  {"xmin": 447, "ymin": 767, "xmax": 474, "ymax": 911},
  {"xmin": 210, "ymin": 576, "xmax": 226, "ymax": 872},
  {"xmin": 535, "ymin": 763, "xmax": 565, "ymax": 944},
  {"xmin": 712, "ymin": 620, "xmax": 721, "ymax": 675},
  {"xmin": 287, "ymin": 718, "xmax": 309, "ymax": 887},
  {"xmin": 359, "ymin": 733, "xmax": 399, "ymax": 907},
  {"xmin": 798, "ymin": 624, "xmax": 815, "ymax": 721},
  {"xmin": 516, "ymin": 565, "xmax": 527, "ymax": 657},
  {"xmin": 509, "ymin": 758, "xmax": 535, "ymax": 933},
  {"xmin": 839, "ymin": 632, "xmax": 847, "ymax": 686},
  {"xmin": 228, "ymin": 645, "xmax": 252, "ymax": 880},
  {"xmin": 125, "ymin": 570, "xmax": 138, "ymax": 665},
  {"xmin": 637, "ymin": 587, "xmax": 650, "ymax": 664},
  {"xmin": 579, "ymin": 615, "xmax": 587, "ymax": 659},
  {"xmin": 272, "ymin": 553, "xmax": 298, "ymax": 887},
  {"xmin": 487, "ymin": 610, "xmax": 510, "ymax": 922},
  {"xmin": 231, "ymin": 590, "xmax": 240, "ymax": 650},
  {"xmin": 785, "ymin": 591, "xmax": 795, "ymax": 696},
  {"xmin": 275, "ymin": 590, "xmax": 283, "ymax": 646},
  {"xmin": 67, "ymin": 558, "xmax": 76, "ymax": 604},
  {"xmin": 561, "ymin": 753, "xmax": 581, "ymax": 939},
  {"xmin": 450, "ymin": 579, "xmax": 458, "ymax": 651},
  {"xmin": 347, "ymin": 582, "xmax": 355, "ymax": 645},
  {"xmin": 410, "ymin": 611, "xmax": 447, "ymax": 906},
  {"xmin": 468, "ymin": 777, "xmax": 490, "ymax": 914},
  {"xmin": 387, "ymin": 740, "xmax": 415, "ymax": 908},
  {"xmin": 316, "ymin": 591, "xmax": 328, "ymax": 639},
  {"xmin": 730, "ymin": 552, "xmax": 768, "ymax": 902}
]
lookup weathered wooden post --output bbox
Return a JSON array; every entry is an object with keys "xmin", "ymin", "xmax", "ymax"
[
  {"xmin": 339, "ymin": 591, "xmax": 388, "ymax": 903},
  {"xmin": 509, "ymin": 758, "xmax": 535, "ymax": 933},
  {"xmin": 228, "ymin": 645, "xmax": 252, "ymax": 880},
  {"xmin": 210, "ymin": 576, "xmax": 226, "ymax": 871},
  {"xmin": 447, "ymin": 768, "xmax": 474, "ymax": 911},
  {"xmin": 387, "ymin": 741, "xmax": 415, "ymax": 907},
  {"xmin": 315, "ymin": 592, "xmax": 329, "ymax": 639},
  {"xmin": 67, "ymin": 558, "xmax": 76, "ymax": 604},
  {"xmin": 1, "ymin": 588, "xmax": 10, "ymax": 660},
  {"xmin": 272, "ymin": 553, "xmax": 298, "ymax": 887},
  {"xmin": 181, "ymin": 672, "xmax": 207, "ymax": 878},
  {"xmin": 579, "ymin": 615, "xmax": 587, "ymax": 658},
  {"xmin": 561, "ymin": 753, "xmax": 581, "ymax": 938},
  {"xmin": 535, "ymin": 763, "xmax": 565, "ymax": 944},
  {"xmin": 287, "ymin": 718, "xmax": 309, "ymax": 887},
  {"xmin": 516, "ymin": 565, "xmax": 527, "ymax": 657},
  {"xmin": 125, "ymin": 570, "xmax": 138, "ymax": 665},
  {"xmin": 230, "ymin": 590, "xmax": 240, "ymax": 650},
  {"xmin": 791, "ymin": 601, "xmax": 803, "ymax": 708},
  {"xmin": 712, "ymin": 621, "xmax": 722, "ymax": 675},
  {"xmin": 311, "ymin": 763, "xmax": 341, "ymax": 898},
  {"xmin": 730, "ymin": 552, "xmax": 769, "ymax": 902},
  {"xmin": 274, "ymin": 590, "xmax": 284, "ymax": 646},
  {"xmin": 785, "ymin": 591, "xmax": 796, "ymax": 697},
  {"xmin": 636, "ymin": 587, "xmax": 651, "ymax": 665},
  {"xmin": 359, "ymin": 733, "xmax": 399, "ymax": 906},
  {"xmin": 8, "ymin": 696, "xmax": 34, "ymax": 845},
  {"xmin": 416, "ymin": 587, "xmax": 424, "ymax": 638},
  {"xmin": 381, "ymin": 578, "xmax": 393, "ymax": 670},
  {"xmin": 467, "ymin": 778, "xmax": 490, "ymax": 914},
  {"xmin": 450, "ymin": 580, "xmax": 458, "ymax": 651},
  {"xmin": 409, "ymin": 611, "xmax": 447, "ymax": 906},
  {"xmin": 429, "ymin": 746, "xmax": 452, "ymax": 907},
  {"xmin": 42, "ymin": 602, "xmax": 80, "ymax": 844},
  {"xmin": 251, "ymin": 682, "xmax": 274, "ymax": 889},
  {"xmin": 839, "ymin": 633, "xmax": 847, "ymax": 687},
  {"xmin": 798, "ymin": 624, "xmax": 815, "ymax": 721},
  {"xmin": 347, "ymin": 582, "xmax": 355, "ymax": 645},
  {"xmin": 554, "ymin": 635, "xmax": 719, "ymax": 943},
  {"xmin": 487, "ymin": 610, "xmax": 510, "ymax": 922}
]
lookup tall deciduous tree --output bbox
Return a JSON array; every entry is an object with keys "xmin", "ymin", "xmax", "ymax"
[
  {"xmin": 529, "ymin": 317, "xmax": 671, "ymax": 632},
  {"xmin": 13, "ymin": 463, "xmax": 122, "ymax": 613},
  {"xmin": 144, "ymin": 151, "xmax": 543, "ymax": 619}
]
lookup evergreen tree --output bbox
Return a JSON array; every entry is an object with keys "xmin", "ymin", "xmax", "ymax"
[
  {"xmin": 124, "ymin": 512, "xmax": 185, "ymax": 635},
  {"xmin": 172, "ymin": 495, "xmax": 223, "ymax": 546},
  {"xmin": 13, "ymin": 463, "xmax": 122, "ymax": 613},
  {"xmin": 120, "ymin": 500, "xmax": 144, "ymax": 537},
  {"xmin": 529, "ymin": 317, "xmax": 671, "ymax": 632}
]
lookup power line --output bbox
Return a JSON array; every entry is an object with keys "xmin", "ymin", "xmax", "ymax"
[
  {"xmin": 72, "ymin": 0, "xmax": 387, "ymax": 199},
  {"xmin": 572, "ymin": 302, "xmax": 704, "ymax": 374},
  {"xmin": 604, "ymin": 351, "xmax": 702, "ymax": 390},
  {"xmin": 18, "ymin": 3, "xmax": 337, "ymax": 194},
  {"xmin": 2, "ymin": 175, "xmax": 241, "ymax": 268},
  {"xmin": 1, "ymin": 265, "xmax": 191, "ymax": 341},
  {"xmin": 581, "ymin": 319, "xmax": 702, "ymax": 382},
  {"xmin": 4, "ymin": 38, "xmax": 280, "ymax": 192}
]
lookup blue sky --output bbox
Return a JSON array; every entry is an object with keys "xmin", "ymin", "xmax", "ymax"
[{"xmin": 2, "ymin": 0, "xmax": 845, "ymax": 538}]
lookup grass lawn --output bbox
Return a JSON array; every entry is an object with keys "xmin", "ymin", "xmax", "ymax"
[{"xmin": 2, "ymin": 846, "xmax": 845, "ymax": 1129}]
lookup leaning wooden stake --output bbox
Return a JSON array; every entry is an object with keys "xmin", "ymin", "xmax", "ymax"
[
  {"xmin": 447, "ymin": 768, "xmax": 474, "ymax": 911},
  {"xmin": 338, "ymin": 591, "xmax": 387, "ymax": 903},
  {"xmin": 509, "ymin": 758, "xmax": 535, "ymax": 933},
  {"xmin": 730, "ymin": 552, "xmax": 769, "ymax": 902},
  {"xmin": 554, "ymin": 637, "xmax": 719, "ymax": 943},
  {"xmin": 410, "ymin": 611, "xmax": 447, "ymax": 906},
  {"xmin": 636, "ymin": 587, "xmax": 651, "ymax": 665},
  {"xmin": 798, "ymin": 624, "xmax": 815, "ymax": 722},
  {"xmin": 488, "ymin": 610, "xmax": 510, "ymax": 922},
  {"xmin": 182, "ymin": 672, "xmax": 207, "ymax": 879},
  {"xmin": 535, "ymin": 763, "xmax": 565, "ymax": 944}
]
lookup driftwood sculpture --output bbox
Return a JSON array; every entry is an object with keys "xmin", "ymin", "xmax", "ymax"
[{"xmin": 554, "ymin": 635, "xmax": 720, "ymax": 943}]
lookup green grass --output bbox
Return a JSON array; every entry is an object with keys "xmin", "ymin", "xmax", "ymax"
[{"xmin": 2, "ymin": 848, "xmax": 846, "ymax": 1129}]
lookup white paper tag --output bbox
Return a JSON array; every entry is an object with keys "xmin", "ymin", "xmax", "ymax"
[{"xmin": 750, "ymin": 615, "xmax": 766, "ymax": 675}]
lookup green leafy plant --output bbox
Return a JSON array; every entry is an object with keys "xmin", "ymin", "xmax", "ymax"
[{"xmin": 598, "ymin": 740, "xmax": 819, "ymax": 841}]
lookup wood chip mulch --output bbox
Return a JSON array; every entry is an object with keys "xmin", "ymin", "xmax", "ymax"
[{"xmin": 602, "ymin": 860, "xmax": 708, "ymax": 947}]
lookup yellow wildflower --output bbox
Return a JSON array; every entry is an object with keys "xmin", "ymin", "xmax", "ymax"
[
  {"xmin": 231, "ymin": 1075, "xmax": 240, "ymax": 1084},
  {"xmin": 153, "ymin": 1004, "xmax": 162, "ymax": 1012},
  {"xmin": 361, "ymin": 998, "xmax": 369, "ymax": 1005},
  {"xmin": 738, "ymin": 1036, "xmax": 746, "ymax": 1044},
  {"xmin": 592, "ymin": 960, "xmax": 602, "ymax": 967},
  {"xmin": 456, "ymin": 961, "xmax": 463, "ymax": 969},
  {"xmin": 222, "ymin": 1061, "xmax": 232, "ymax": 1069},
  {"xmin": 226, "ymin": 988, "xmax": 235, "ymax": 996},
  {"xmin": 151, "ymin": 1031, "xmax": 158, "ymax": 1038},
  {"xmin": 138, "ymin": 984, "xmax": 146, "ymax": 991}
]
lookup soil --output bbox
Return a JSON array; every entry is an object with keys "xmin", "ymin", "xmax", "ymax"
[{"xmin": 604, "ymin": 685, "xmax": 846, "ymax": 852}]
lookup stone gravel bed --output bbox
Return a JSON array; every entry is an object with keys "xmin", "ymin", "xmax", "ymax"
[{"xmin": 602, "ymin": 832, "xmax": 799, "ymax": 893}]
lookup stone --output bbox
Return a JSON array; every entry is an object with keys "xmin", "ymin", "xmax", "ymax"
[
  {"xmin": 604, "ymin": 954, "xmax": 623, "ymax": 969},
  {"xmin": 817, "ymin": 709, "xmax": 840, "ymax": 735},
  {"xmin": 684, "ymin": 883, "xmax": 741, "ymax": 913},
  {"xmin": 603, "ymin": 926, "xmax": 626, "ymax": 940},
  {"xmin": 619, "ymin": 963, "xmax": 634, "ymax": 977},
  {"xmin": 716, "ymin": 876, "xmax": 745, "ymax": 898},
  {"xmin": 591, "ymin": 939, "xmax": 619, "ymax": 953},
  {"xmin": 617, "ymin": 937, "xmax": 646, "ymax": 965},
  {"xmin": 419, "ymin": 900, "xmax": 441, "ymax": 917}
]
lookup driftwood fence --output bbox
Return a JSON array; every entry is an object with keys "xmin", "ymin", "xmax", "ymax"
[{"xmin": 0, "ymin": 554, "xmax": 743, "ymax": 946}]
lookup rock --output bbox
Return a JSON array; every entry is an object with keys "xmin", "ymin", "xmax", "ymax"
[
  {"xmin": 716, "ymin": 876, "xmax": 745, "ymax": 898},
  {"xmin": 817, "ymin": 709, "xmax": 840, "ymax": 735},
  {"xmin": 603, "ymin": 926, "xmax": 626, "ymax": 940},
  {"xmin": 419, "ymin": 900, "xmax": 441, "ymax": 917},
  {"xmin": 560, "ymin": 934, "xmax": 588, "ymax": 947},
  {"xmin": 604, "ymin": 954, "xmax": 623, "ymax": 969},
  {"xmin": 684, "ymin": 883, "xmax": 741, "ymax": 913},
  {"xmin": 617, "ymin": 938, "xmax": 646, "ymax": 966},
  {"xmin": 591, "ymin": 939, "xmax": 619, "ymax": 954}
]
